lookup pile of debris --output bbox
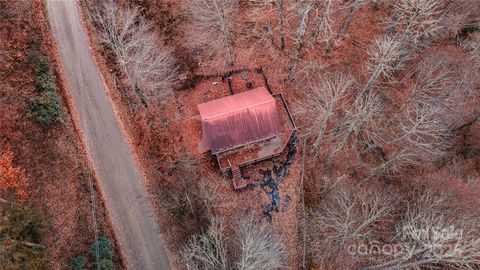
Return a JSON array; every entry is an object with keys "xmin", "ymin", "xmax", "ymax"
[{"xmin": 260, "ymin": 133, "xmax": 297, "ymax": 221}]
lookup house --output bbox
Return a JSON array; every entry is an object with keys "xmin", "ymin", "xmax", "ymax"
[{"xmin": 198, "ymin": 86, "xmax": 296, "ymax": 190}]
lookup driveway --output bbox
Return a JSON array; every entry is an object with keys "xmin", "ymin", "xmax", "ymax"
[{"xmin": 46, "ymin": 1, "xmax": 171, "ymax": 269}]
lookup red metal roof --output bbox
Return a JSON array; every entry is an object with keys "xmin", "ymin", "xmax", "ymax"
[{"xmin": 198, "ymin": 86, "xmax": 282, "ymax": 154}]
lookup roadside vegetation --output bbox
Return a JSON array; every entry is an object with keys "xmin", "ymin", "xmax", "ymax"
[
  {"xmin": 91, "ymin": 0, "xmax": 177, "ymax": 108},
  {"xmin": 27, "ymin": 55, "xmax": 61, "ymax": 126},
  {"xmin": 0, "ymin": 1, "xmax": 119, "ymax": 269}
]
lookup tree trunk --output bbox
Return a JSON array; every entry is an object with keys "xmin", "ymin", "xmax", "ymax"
[
  {"xmin": 221, "ymin": 10, "xmax": 234, "ymax": 67},
  {"xmin": 278, "ymin": 0, "xmax": 285, "ymax": 51},
  {"xmin": 226, "ymin": 41, "xmax": 234, "ymax": 67},
  {"xmin": 385, "ymin": 12, "xmax": 401, "ymax": 35},
  {"xmin": 134, "ymin": 84, "xmax": 148, "ymax": 108},
  {"xmin": 449, "ymin": 108, "xmax": 480, "ymax": 133},
  {"xmin": 1, "ymin": 239, "xmax": 47, "ymax": 250},
  {"xmin": 0, "ymin": 198, "xmax": 10, "ymax": 204},
  {"xmin": 288, "ymin": 3, "xmax": 313, "ymax": 81},
  {"xmin": 338, "ymin": 0, "xmax": 362, "ymax": 37},
  {"xmin": 121, "ymin": 64, "xmax": 148, "ymax": 108},
  {"xmin": 355, "ymin": 66, "xmax": 382, "ymax": 101}
]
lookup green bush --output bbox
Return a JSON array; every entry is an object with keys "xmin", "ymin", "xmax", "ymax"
[
  {"xmin": 35, "ymin": 55, "xmax": 57, "ymax": 93},
  {"xmin": 70, "ymin": 256, "xmax": 86, "ymax": 270},
  {"xmin": 170, "ymin": 201, "xmax": 187, "ymax": 220},
  {"xmin": 36, "ymin": 71, "xmax": 57, "ymax": 92},
  {"xmin": 36, "ymin": 55, "xmax": 51, "ymax": 76},
  {"xmin": 28, "ymin": 54, "xmax": 61, "ymax": 126},
  {"xmin": 27, "ymin": 91, "xmax": 61, "ymax": 126},
  {"xmin": 99, "ymin": 259, "xmax": 115, "ymax": 270},
  {"xmin": 91, "ymin": 236, "xmax": 113, "ymax": 261}
]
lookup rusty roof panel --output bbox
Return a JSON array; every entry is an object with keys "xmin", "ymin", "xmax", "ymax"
[
  {"xmin": 198, "ymin": 87, "xmax": 282, "ymax": 153},
  {"xmin": 198, "ymin": 86, "xmax": 273, "ymax": 119}
]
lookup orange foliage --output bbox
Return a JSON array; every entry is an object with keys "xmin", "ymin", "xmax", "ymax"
[{"xmin": 0, "ymin": 150, "xmax": 28, "ymax": 202}]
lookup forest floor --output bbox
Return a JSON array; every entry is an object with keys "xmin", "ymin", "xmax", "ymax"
[
  {"xmin": 0, "ymin": 1, "xmax": 121, "ymax": 269},
  {"xmin": 78, "ymin": 0, "xmax": 303, "ymax": 267},
  {"xmin": 80, "ymin": 0, "xmax": 480, "ymax": 269}
]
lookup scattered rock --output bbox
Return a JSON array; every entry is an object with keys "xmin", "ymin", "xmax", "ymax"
[{"xmin": 260, "ymin": 133, "xmax": 297, "ymax": 222}]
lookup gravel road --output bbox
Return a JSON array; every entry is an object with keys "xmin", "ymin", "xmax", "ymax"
[{"xmin": 46, "ymin": 1, "xmax": 172, "ymax": 269}]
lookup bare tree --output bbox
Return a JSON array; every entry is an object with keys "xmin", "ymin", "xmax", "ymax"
[
  {"xmin": 363, "ymin": 103, "xmax": 451, "ymax": 180},
  {"xmin": 309, "ymin": 0, "xmax": 336, "ymax": 50},
  {"xmin": 294, "ymin": 72, "xmax": 354, "ymax": 155},
  {"xmin": 308, "ymin": 184, "xmax": 395, "ymax": 266},
  {"xmin": 394, "ymin": 103, "xmax": 451, "ymax": 158},
  {"xmin": 359, "ymin": 35, "xmax": 408, "ymax": 98},
  {"xmin": 294, "ymin": 60, "xmax": 329, "ymax": 84},
  {"xmin": 409, "ymin": 53, "xmax": 474, "ymax": 121},
  {"xmin": 327, "ymin": 91, "xmax": 384, "ymax": 162},
  {"xmin": 235, "ymin": 217, "xmax": 287, "ymax": 270},
  {"xmin": 245, "ymin": 0, "xmax": 284, "ymax": 56},
  {"xmin": 187, "ymin": 0, "xmax": 238, "ymax": 68},
  {"xmin": 410, "ymin": 55, "xmax": 458, "ymax": 102},
  {"xmin": 129, "ymin": 37, "xmax": 177, "ymax": 105},
  {"xmin": 462, "ymin": 32, "xmax": 480, "ymax": 72},
  {"xmin": 182, "ymin": 215, "xmax": 287, "ymax": 270},
  {"xmin": 362, "ymin": 191, "xmax": 480, "ymax": 270},
  {"xmin": 288, "ymin": 0, "xmax": 342, "ymax": 80},
  {"xmin": 92, "ymin": 0, "xmax": 177, "ymax": 107},
  {"xmin": 362, "ymin": 53, "xmax": 473, "ymax": 181},
  {"xmin": 247, "ymin": 0, "xmax": 287, "ymax": 52},
  {"xmin": 246, "ymin": 1, "xmax": 338, "ymax": 80},
  {"xmin": 363, "ymin": 149, "xmax": 417, "ymax": 182},
  {"xmin": 368, "ymin": 36, "xmax": 407, "ymax": 81},
  {"xmin": 287, "ymin": 2, "xmax": 315, "ymax": 81},
  {"xmin": 349, "ymin": 0, "xmax": 444, "ymax": 121},
  {"xmin": 182, "ymin": 217, "xmax": 229, "ymax": 270},
  {"xmin": 361, "ymin": 0, "xmax": 443, "ymax": 99},
  {"xmin": 391, "ymin": 0, "xmax": 444, "ymax": 48},
  {"xmin": 198, "ymin": 176, "xmax": 232, "ymax": 217},
  {"xmin": 341, "ymin": 37, "xmax": 406, "ymax": 135}
]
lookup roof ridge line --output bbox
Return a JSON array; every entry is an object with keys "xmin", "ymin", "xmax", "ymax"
[{"xmin": 202, "ymin": 99, "xmax": 274, "ymax": 120}]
